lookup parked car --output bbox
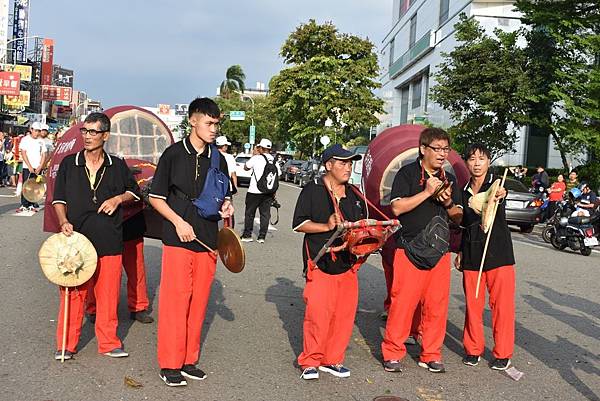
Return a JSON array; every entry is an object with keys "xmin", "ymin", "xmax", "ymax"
[
  {"xmin": 235, "ymin": 153, "xmax": 253, "ymax": 187},
  {"xmin": 294, "ymin": 159, "xmax": 321, "ymax": 187},
  {"xmin": 282, "ymin": 159, "xmax": 304, "ymax": 181},
  {"xmin": 504, "ymin": 178, "xmax": 543, "ymax": 233},
  {"xmin": 347, "ymin": 146, "xmax": 368, "ymax": 190}
]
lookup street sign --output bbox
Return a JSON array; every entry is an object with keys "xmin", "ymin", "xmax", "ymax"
[
  {"xmin": 0, "ymin": 71, "xmax": 20, "ymax": 96},
  {"xmin": 244, "ymin": 143, "xmax": 251, "ymax": 151},
  {"xmin": 320, "ymin": 135, "xmax": 330, "ymax": 146},
  {"xmin": 230, "ymin": 110, "xmax": 246, "ymax": 121},
  {"xmin": 249, "ymin": 125, "xmax": 256, "ymax": 144}
]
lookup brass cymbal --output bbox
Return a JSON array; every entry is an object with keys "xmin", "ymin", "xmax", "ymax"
[
  {"xmin": 22, "ymin": 177, "xmax": 46, "ymax": 203},
  {"xmin": 217, "ymin": 227, "xmax": 245, "ymax": 273}
]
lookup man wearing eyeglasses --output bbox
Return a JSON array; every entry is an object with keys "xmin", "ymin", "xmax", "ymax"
[
  {"xmin": 52, "ymin": 112, "xmax": 141, "ymax": 361},
  {"xmin": 381, "ymin": 128, "xmax": 462, "ymax": 374}
]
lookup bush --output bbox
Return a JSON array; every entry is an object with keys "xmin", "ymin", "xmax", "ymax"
[{"xmin": 575, "ymin": 161, "xmax": 600, "ymax": 193}]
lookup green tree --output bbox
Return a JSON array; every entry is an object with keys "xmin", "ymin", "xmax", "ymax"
[
  {"xmin": 220, "ymin": 65, "xmax": 246, "ymax": 98},
  {"xmin": 430, "ymin": 14, "xmax": 531, "ymax": 159},
  {"xmin": 516, "ymin": 0, "xmax": 600, "ymax": 166},
  {"xmin": 269, "ymin": 20, "xmax": 383, "ymax": 156}
]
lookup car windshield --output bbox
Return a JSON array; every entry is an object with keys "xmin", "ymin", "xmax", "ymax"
[
  {"xmin": 504, "ymin": 178, "xmax": 528, "ymax": 193},
  {"xmin": 236, "ymin": 156, "xmax": 250, "ymax": 164}
]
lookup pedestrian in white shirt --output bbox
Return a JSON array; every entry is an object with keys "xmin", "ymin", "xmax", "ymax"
[
  {"xmin": 18, "ymin": 121, "xmax": 47, "ymax": 212},
  {"xmin": 216, "ymin": 135, "xmax": 238, "ymax": 227}
]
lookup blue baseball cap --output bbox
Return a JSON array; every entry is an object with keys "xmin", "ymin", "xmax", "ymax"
[{"xmin": 321, "ymin": 144, "xmax": 362, "ymax": 163}]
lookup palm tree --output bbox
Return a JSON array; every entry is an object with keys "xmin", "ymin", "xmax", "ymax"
[{"xmin": 220, "ymin": 65, "xmax": 246, "ymax": 98}]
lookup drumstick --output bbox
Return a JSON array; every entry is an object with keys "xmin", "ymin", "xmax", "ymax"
[
  {"xmin": 61, "ymin": 287, "xmax": 69, "ymax": 363},
  {"xmin": 475, "ymin": 169, "xmax": 508, "ymax": 299},
  {"xmin": 194, "ymin": 238, "xmax": 217, "ymax": 254}
]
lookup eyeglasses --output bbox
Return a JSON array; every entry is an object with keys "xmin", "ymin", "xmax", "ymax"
[
  {"xmin": 80, "ymin": 128, "xmax": 108, "ymax": 136},
  {"xmin": 425, "ymin": 144, "xmax": 451, "ymax": 154}
]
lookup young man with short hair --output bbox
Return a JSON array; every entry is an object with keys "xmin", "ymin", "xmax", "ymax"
[
  {"xmin": 293, "ymin": 144, "xmax": 365, "ymax": 380},
  {"xmin": 241, "ymin": 138, "xmax": 276, "ymax": 243},
  {"xmin": 52, "ymin": 112, "xmax": 141, "ymax": 360},
  {"xmin": 381, "ymin": 128, "xmax": 463, "ymax": 374},
  {"xmin": 457, "ymin": 143, "xmax": 514, "ymax": 371},
  {"xmin": 149, "ymin": 97, "xmax": 233, "ymax": 387}
]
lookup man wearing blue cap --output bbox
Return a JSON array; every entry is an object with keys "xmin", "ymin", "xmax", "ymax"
[{"xmin": 292, "ymin": 144, "xmax": 365, "ymax": 380}]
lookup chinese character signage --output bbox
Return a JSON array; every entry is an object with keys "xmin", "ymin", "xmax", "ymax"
[
  {"xmin": 41, "ymin": 38, "xmax": 54, "ymax": 86},
  {"xmin": 4, "ymin": 90, "xmax": 30, "ymax": 108},
  {"xmin": 0, "ymin": 63, "xmax": 32, "ymax": 81},
  {"xmin": 41, "ymin": 85, "xmax": 72, "ymax": 102},
  {"xmin": 0, "ymin": 71, "xmax": 21, "ymax": 96},
  {"xmin": 12, "ymin": 0, "xmax": 29, "ymax": 63},
  {"xmin": 0, "ymin": 0, "xmax": 9, "ymax": 62},
  {"xmin": 175, "ymin": 104, "xmax": 188, "ymax": 116}
]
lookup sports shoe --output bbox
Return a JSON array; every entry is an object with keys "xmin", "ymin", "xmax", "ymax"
[
  {"xmin": 54, "ymin": 350, "xmax": 74, "ymax": 360},
  {"xmin": 257, "ymin": 238, "xmax": 265, "ymax": 244},
  {"xmin": 418, "ymin": 360, "xmax": 446, "ymax": 373},
  {"xmin": 491, "ymin": 358, "xmax": 511, "ymax": 371},
  {"xmin": 103, "ymin": 348, "xmax": 129, "ymax": 358},
  {"xmin": 240, "ymin": 236, "xmax": 253, "ymax": 242},
  {"xmin": 130, "ymin": 310, "xmax": 154, "ymax": 324},
  {"xmin": 301, "ymin": 367, "xmax": 319, "ymax": 380},
  {"xmin": 181, "ymin": 364, "xmax": 207, "ymax": 380},
  {"xmin": 15, "ymin": 206, "xmax": 27, "ymax": 213},
  {"xmin": 383, "ymin": 360, "xmax": 402, "ymax": 372},
  {"xmin": 463, "ymin": 355, "xmax": 481, "ymax": 366},
  {"xmin": 28, "ymin": 206, "xmax": 38, "ymax": 212},
  {"xmin": 319, "ymin": 364, "xmax": 350, "ymax": 378},
  {"xmin": 160, "ymin": 369, "xmax": 187, "ymax": 387}
]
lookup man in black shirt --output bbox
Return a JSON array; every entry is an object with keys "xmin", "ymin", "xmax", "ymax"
[
  {"xmin": 458, "ymin": 143, "xmax": 515, "ymax": 371},
  {"xmin": 52, "ymin": 112, "xmax": 141, "ymax": 360},
  {"xmin": 381, "ymin": 128, "xmax": 463, "ymax": 374},
  {"xmin": 292, "ymin": 144, "xmax": 364, "ymax": 380},
  {"xmin": 149, "ymin": 98, "xmax": 233, "ymax": 387}
]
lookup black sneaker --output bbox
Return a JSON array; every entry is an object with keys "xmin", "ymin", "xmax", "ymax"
[
  {"xmin": 181, "ymin": 364, "xmax": 207, "ymax": 380},
  {"xmin": 54, "ymin": 350, "xmax": 74, "ymax": 360},
  {"xmin": 418, "ymin": 360, "xmax": 446, "ymax": 373},
  {"xmin": 491, "ymin": 358, "xmax": 511, "ymax": 371},
  {"xmin": 463, "ymin": 355, "xmax": 481, "ymax": 366},
  {"xmin": 130, "ymin": 310, "xmax": 154, "ymax": 324},
  {"xmin": 383, "ymin": 360, "xmax": 402, "ymax": 372},
  {"xmin": 319, "ymin": 364, "xmax": 350, "ymax": 378},
  {"xmin": 160, "ymin": 369, "xmax": 187, "ymax": 386},
  {"xmin": 300, "ymin": 367, "xmax": 319, "ymax": 380}
]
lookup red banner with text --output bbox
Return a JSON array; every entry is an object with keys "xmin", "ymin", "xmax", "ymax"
[
  {"xmin": 41, "ymin": 38, "xmax": 54, "ymax": 86},
  {"xmin": 0, "ymin": 70, "xmax": 21, "ymax": 96},
  {"xmin": 41, "ymin": 85, "xmax": 72, "ymax": 102}
]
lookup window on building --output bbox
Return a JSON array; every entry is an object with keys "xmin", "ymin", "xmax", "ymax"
[
  {"xmin": 412, "ymin": 78, "xmax": 422, "ymax": 109},
  {"xmin": 389, "ymin": 37, "xmax": 395, "ymax": 66},
  {"xmin": 409, "ymin": 14, "xmax": 417, "ymax": 47},
  {"xmin": 439, "ymin": 0, "xmax": 450, "ymax": 25},
  {"xmin": 400, "ymin": 86, "xmax": 410, "ymax": 124},
  {"xmin": 423, "ymin": 73, "xmax": 430, "ymax": 112}
]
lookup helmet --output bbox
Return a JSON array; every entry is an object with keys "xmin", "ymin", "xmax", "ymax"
[{"xmin": 569, "ymin": 187, "xmax": 582, "ymax": 200}]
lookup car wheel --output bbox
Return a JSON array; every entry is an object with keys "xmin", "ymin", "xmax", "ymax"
[
  {"xmin": 519, "ymin": 225, "xmax": 534, "ymax": 234},
  {"xmin": 580, "ymin": 246, "xmax": 592, "ymax": 256},
  {"xmin": 541, "ymin": 226, "xmax": 554, "ymax": 243}
]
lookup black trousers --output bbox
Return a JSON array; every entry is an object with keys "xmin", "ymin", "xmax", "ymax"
[
  {"xmin": 242, "ymin": 192, "xmax": 272, "ymax": 239},
  {"xmin": 21, "ymin": 168, "xmax": 39, "ymax": 208}
]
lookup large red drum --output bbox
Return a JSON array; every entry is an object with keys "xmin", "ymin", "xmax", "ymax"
[{"xmin": 43, "ymin": 105, "xmax": 174, "ymax": 238}]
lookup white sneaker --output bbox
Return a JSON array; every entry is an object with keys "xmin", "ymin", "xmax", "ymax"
[
  {"xmin": 240, "ymin": 237, "xmax": 253, "ymax": 242},
  {"xmin": 257, "ymin": 238, "xmax": 265, "ymax": 244}
]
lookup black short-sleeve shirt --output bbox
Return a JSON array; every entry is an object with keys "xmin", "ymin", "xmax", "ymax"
[
  {"xmin": 52, "ymin": 151, "xmax": 141, "ymax": 257},
  {"xmin": 460, "ymin": 174, "xmax": 515, "ymax": 271},
  {"xmin": 390, "ymin": 159, "xmax": 462, "ymax": 247},
  {"xmin": 292, "ymin": 178, "xmax": 366, "ymax": 275},
  {"xmin": 149, "ymin": 137, "xmax": 229, "ymax": 252},
  {"xmin": 123, "ymin": 211, "xmax": 146, "ymax": 242}
]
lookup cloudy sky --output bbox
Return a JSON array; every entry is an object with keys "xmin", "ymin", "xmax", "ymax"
[{"xmin": 27, "ymin": 1, "xmax": 391, "ymax": 107}]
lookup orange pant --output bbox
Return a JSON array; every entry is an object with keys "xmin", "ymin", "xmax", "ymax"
[
  {"xmin": 463, "ymin": 266, "xmax": 515, "ymax": 359},
  {"xmin": 382, "ymin": 249, "xmax": 450, "ymax": 362},
  {"xmin": 157, "ymin": 246, "xmax": 216, "ymax": 369},
  {"xmin": 56, "ymin": 255, "xmax": 123, "ymax": 353},
  {"xmin": 298, "ymin": 267, "xmax": 358, "ymax": 368},
  {"xmin": 86, "ymin": 238, "xmax": 150, "ymax": 314}
]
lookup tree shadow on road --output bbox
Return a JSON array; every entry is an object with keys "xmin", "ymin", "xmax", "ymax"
[
  {"xmin": 265, "ymin": 277, "xmax": 304, "ymax": 363},
  {"xmin": 201, "ymin": 279, "xmax": 235, "ymax": 348},
  {"xmin": 528, "ymin": 281, "xmax": 600, "ymax": 321},
  {"xmin": 354, "ymin": 262, "xmax": 387, "ymax": 361},
  {"xmin": 0, "ymin": 202, "xmax": 20, "ymax": 215}
]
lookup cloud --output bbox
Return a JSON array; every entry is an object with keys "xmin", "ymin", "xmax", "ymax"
[{"xmin": 28, "ymin": 0, "xmax": 390, "ymax": 106}]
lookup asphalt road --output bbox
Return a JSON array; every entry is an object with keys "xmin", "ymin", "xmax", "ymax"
[{"xmin": 0, "ymin": 182, "xmax": 599, "ymax": 401}]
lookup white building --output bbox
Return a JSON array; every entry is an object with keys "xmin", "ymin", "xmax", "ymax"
[{"xmin": 379, "ymin": 0, "xmax": 579, "ymax": 169}]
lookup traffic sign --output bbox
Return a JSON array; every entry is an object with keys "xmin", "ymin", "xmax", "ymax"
[
  {"xmin": 320, "ymin": 135, "xmax": 330, "ymax": 146},
  {"xmin": 244, "ymin": 143, "xmax": 251, "ymax": 150},
  {"xmin": 249, "ymin": 125, "xmax": 256, "ymax": 144},
  {"xmin": 230, "ymin": 110, "xmax": 246, "ymax": 121}
]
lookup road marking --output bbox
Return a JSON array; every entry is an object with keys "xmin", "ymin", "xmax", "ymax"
[
  {"xmin": 513, "ymin": 237, "xmax": 600, "ymax": 254},
  {"xmin": 279, "ymin": 182, "xmax": 301, "ymax": 190}
]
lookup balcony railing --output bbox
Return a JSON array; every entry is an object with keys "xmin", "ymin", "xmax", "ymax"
[{"xmin": 389, "ymin": 30, "xmax": 434, "ymax": 79}]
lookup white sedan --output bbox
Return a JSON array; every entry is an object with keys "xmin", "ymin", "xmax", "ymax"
[{"xmin": 235, "ymin": 153, "xmax": 253, "ymax": 186}]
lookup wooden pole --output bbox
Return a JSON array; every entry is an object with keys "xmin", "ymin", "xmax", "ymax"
[
  {"xmin": 475, "ymin": 169, "xmax": 508, "ymax": 299},
  {"xmin": 61, "ymin": 287, "xmax": 69, "ymax": 363}
]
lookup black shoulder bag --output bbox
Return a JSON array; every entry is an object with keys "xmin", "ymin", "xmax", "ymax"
[{"xmin": 403, "ymin": 212, "xmax": 449, "ymax": 270}]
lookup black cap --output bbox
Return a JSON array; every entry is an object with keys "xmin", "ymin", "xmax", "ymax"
[{"xmin": 322, "ymin": 144, "xmax": 362, "ymax": 163}]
